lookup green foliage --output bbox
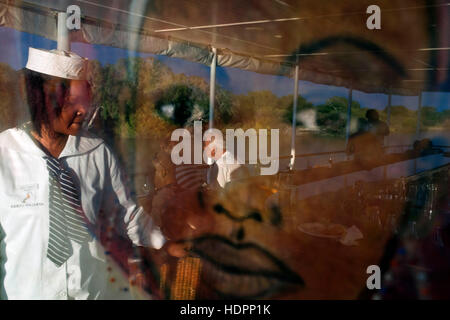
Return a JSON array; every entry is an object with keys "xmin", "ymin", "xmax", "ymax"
[
  {"xmin": 214, "ymin": 86, "xmax": 233, "ymax": 126},
  {"xmin": 229, "ymin": 90, "xmax": 289, "ymax": 129},
  {"xmin": 82, "ymin": 56, "xmax": 449, "ymax": 138},
  {"xmin": 315, "ymin": 97, "xmax": 356, "ymax": 136},
  {"xmin": 283, "ymin": 95, "xmax": 314, "ymax": 124},
  {"xmin": 420, "ymin": 106, "xmax": 442, "ymax": 127},
  {"xmin": 389, "ymin": 105, "xmax": 410, "ymax": 116},
  {"xmin": 0, "ymin": 63, "xmax": 20, "ymax": 131},
  {"xmin": 2, "ymin": 55, "xmax": 449, "ymax": 140},
  {"xmin": 389, "ymin": 105, "xmax": 417, "ymax": 132}
]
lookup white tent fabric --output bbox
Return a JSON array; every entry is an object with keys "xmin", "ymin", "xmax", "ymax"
[
  {"xmin": 0, "ymin": 1, "xmax": 425, "ymax": 95},
  {"xmin": 0, "ymin": 2, "xmax": 56, "ymax": 39}
]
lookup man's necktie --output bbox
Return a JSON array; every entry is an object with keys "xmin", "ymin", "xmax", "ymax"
[{"xmin": 46, "ymin": 156, "xmax": 90, "ymax": 266}]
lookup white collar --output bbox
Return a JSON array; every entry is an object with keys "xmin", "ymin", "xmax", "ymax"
[
  {"xmin": 0, "ymin": 127, "xmax": 103, "ymax": 159},
  {"xmin": 215, "ymin": 150, "xmax": 235, "ymax": 165}
]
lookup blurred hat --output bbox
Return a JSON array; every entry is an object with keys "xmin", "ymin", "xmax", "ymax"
[{"xmin": 25, "ymin": 47, "xmax": 88, "ymax": 80}]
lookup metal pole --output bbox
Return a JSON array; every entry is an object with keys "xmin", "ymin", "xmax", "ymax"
[
  {"xmin": 209, "ymin": 47, "xmax": 217, "ymax": 129},
  {"xmin": 289, "ymin": 64, "xmax": 299, "ymax": 170},
  {"xmin": 385, "ymin": 90, "xmax": 392, "ymax": 147},
  {"xmin": 345, "ymin": 87, "xmax": 353, "ymax": 147},
  {"xmin": 57, "ymin": 12, "xmax": 70, "ymax": 51},
  {"xmin": 413, "ymin": 92, "xmax": 423, "ymax": 175},
  {"xmin": 386, "ymin": 91, "xmax": 392, "ymax": 127},
  {"xmin": 415, "ymin": 91, "xmax": 422, "ymax": 139}
]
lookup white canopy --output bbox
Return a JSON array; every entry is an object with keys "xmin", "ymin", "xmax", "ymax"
[{"xmin": 1, "ymin": 0, "xmax": 449, "ymax": 95}]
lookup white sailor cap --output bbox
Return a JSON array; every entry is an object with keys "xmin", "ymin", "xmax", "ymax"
[{"xmin": 25, "ymin": 47, "xmax": 88, "ymax": 80}]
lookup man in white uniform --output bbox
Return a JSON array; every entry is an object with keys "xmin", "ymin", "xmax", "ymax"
[
  {"xmin": 205, "ymin": 136, "xmax": 242, "ymax": 188},
  {"xmin": 0, "ymin": 47, "xmax": 164, "ymax": 299}
]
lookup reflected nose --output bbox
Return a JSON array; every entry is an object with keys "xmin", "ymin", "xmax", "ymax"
[{"xmin": 74, "ymin": 103, "xmax": 89, "ymax": 118}]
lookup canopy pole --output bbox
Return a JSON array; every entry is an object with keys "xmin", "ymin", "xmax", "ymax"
[
  {"xmin": 209, "ymin": 47, "xmax": 217, "ymax": 129},
  {"xmin": 57, "ymin": 12, "xmax": 70, "ymax": 51},
  {"xmin": 345, "ymin": 86, "xmax": 353, "ymax": 147},
  {"xmin": 385, "ymin": 89, "xmax": 392, "ymax": 147},
  {"xmin": 386, "ymin": 90, "xmax": 392, "ymax": 127},
  {"xmin": 415, "ymin": 91, "xmax": 423, "ymax": 140},
  {"xmin": 289, "ymin": 64, "xmax": 300, "ymax": 171}
]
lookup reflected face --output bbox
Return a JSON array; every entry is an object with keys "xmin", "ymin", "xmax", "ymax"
[
  {"xmin": 46, "ymin": 79, "xmax": 91, "ymax": 136},
  {"xmin": 136, "ymin": 0, "xmax": 442, "ymax": 91},
  {"xmin": 190, "ymin": 179, "xmax": 306, "ymax": 299},
  {"xmin": 151, "ymin": 174, "xmax": 404, "ymax": 299},
  {"xmin": 131, "ymin": 1, "xmax": 446, "ymax": 300}
]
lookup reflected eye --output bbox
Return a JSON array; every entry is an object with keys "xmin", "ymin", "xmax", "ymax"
[
  {"xmin": 154, "ymin": 84, "xmax": 208, "ymax": 126},
  {"xmin": 247, "ymin": 210, "xmax": 263, "ymax": 222},
  {"xmin": 213, "ymin": 203, "xmax": 229, "ymax": 214},
  {"xmin": 213, "ymin": 203, "xmax": 264, "ymax": 223}
]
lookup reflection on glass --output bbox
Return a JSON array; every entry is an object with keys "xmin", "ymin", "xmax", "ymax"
[{"xmin": 0, "ymin": 0, "xmax": 449, "ymax": 300}]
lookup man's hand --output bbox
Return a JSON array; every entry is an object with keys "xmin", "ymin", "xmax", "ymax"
[{"xmin": 165, "ymin": 241, "xmax": 192, "ymax": 258}]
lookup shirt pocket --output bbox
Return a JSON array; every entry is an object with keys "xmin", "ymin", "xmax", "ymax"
[{"xmin": 6, "ymin": 183, "xmax": 46, "ymax": 213}]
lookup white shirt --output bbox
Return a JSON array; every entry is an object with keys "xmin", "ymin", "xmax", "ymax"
[
  {"xmin": 208, "ymin": 151, "xmax": 242, "ymax": 188},
  {"xmin": 0, "ymin": 128, "xmax": 163, "ymax": 300}
]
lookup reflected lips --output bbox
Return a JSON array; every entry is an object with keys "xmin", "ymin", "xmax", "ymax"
[{"xmin": 181, "ymin": 234, "xmax": 304, "ymax": 299}]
